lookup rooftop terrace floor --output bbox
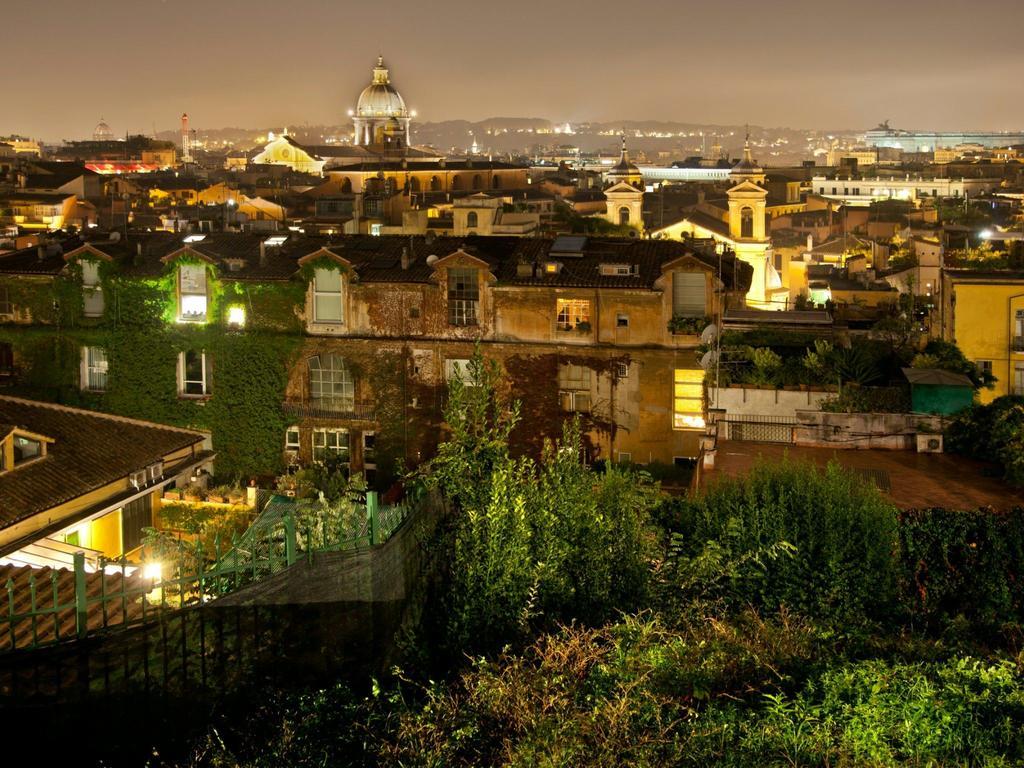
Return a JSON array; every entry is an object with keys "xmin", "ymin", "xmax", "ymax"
[{"xmin": 703, "ymin": 442, "xmax": 1024, "ymax": 510}]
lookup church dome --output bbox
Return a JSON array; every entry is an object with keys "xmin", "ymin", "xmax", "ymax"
[
  {"xmin": 93, "ymin": 119, "xmax": 113, "ymax": 141},
  {"xmin": 605, "ymin": 136, "xmax": 642, "ymax": 185},
  {"xmin": 356, "ymin": 57, "xmax": 408, "ymax": 118}
]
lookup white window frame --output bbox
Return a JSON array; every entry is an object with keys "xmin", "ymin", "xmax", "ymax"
[
  {"xmin": 312, "ymin": 428, "xmax": 350, "ymax": 464},
  {"xmin": 178, "ymin": 350, "xmax": 210, "ymax": 397},
  {"xmin": 80, "ymin": 346, "xmax": 108, "ymax": 392},
  {"xmin": 556, "ymin": 299, "xmax": 591, "ymax": 332},
  {"xmin": 285, "ymin": 426, "xmax": 300, "ymax": 451},
  {"xmin": 308, "ymin": 354, "xmax": 355, "ymax": 409},
  {"xmin": 178, "ymin": 264, "xmax": 208, "ymax": 323},
  {"xmin": 673, "ymin": 368, "xmax": 705, "ymax": 430},
  {"xmin": 559, "ymin": 363, "xmax": 592, "ymax": 413},
  {"xmin": 312, "ymin": 267, "xmax": 344, "ymax": 325},
  {"xmin": 81, "ymin": 260, "xmax": 104, "ymax": 318},
  {"xmin": 444, "ymin": 358, "xmax": 478, "ymax": 386}
]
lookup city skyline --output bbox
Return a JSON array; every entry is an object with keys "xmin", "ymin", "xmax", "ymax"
[{"xmin": 7, "ymin": 0, "xmax": 1024, "ymax": 141}]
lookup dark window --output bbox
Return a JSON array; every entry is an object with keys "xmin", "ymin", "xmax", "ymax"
[
  {"xmin": 618, "ymin": 207, "xmax": 630, "ymax": 226},
  {"xmin": 340, "ymin": 177, "xmax": 353, "ymax": 194},
  {"xmin": 308, "ymin": 354, "xmax": 354, "ymax": 410},
  {"xmin": 121, "ymin": 495, "xmax": 153, "ymax": 553},
  {"xmin": 467, "ymin": 211, "xmax": 478, "ymax": 228},
  {"xmin": 740, "ymin": 207, "xmax": 754, "ymax": 239},
  {"xmin": 0, "ymin": 286, "xmax": 12, "ymax": 317},
  {"xmin": 447, "ymin": 268, "xmax": 479, "ymax": 326}
]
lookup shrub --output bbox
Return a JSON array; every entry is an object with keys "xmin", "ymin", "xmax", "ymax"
[
  {"xmin": 821, "ymin": 384, "xmax": 911, "ymax": 413},
  {"xmin": 947, "ymin": 397, "xmax": 1024, "ymax": 486},
  {"xmin": 669, "ymin": 460, "xmax": 900, "ymax": 621}
]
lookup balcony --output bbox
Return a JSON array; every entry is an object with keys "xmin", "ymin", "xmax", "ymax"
[
  {"xmin": 284, "ymin": 398, "xmax": 376, "ymax": 421},
  {"xmin": 1012, "ymin": 336, "xmax": 1024, "ymax": 353}
]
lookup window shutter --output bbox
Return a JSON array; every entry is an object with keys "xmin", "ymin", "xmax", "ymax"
[{"xmin": 672, "ymin": 272, "xmax": 706, "ymax": 317}]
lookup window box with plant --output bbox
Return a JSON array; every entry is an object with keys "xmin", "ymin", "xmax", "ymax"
[{"xmin": 668, "ymin": 314, "xmax": 711, "ymax": 336}]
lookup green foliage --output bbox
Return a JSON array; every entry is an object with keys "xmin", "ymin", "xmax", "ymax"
[
  {"xmin": 668, "ymin": 460, "xmax": 900, "ymax": 621},
  {"xmin": 821, "ymin": 383, "xmax": 911, "ymax": 413},
  {"xmin": 898, "ymin": 507, "xmax": 1024, "ymax": 632},
  {"xmin": 834, "ymin": 343, "xmax": 884, "ymax": 385},
  {"xmin": 947, "ymin": 396, "xmax": 1024, "ymax": 486},
  {"xmin": 667, "ymin": 314, "xmax": 711, "ymax": 335},
  {"xmin": 917, "ymin": 338, "xmax": 996, "ymax": 389},
  {"xmin": 423, "ymin": 347, "xmax": 660, "ymax": 656}
]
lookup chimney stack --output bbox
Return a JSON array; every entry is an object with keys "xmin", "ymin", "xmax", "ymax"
[
  {"xmin": 37, "ymin": 244, "xmax": 45, "ymax": 262},
  {"xmin": 259, "ymin": 241, "xmax": 267, "ymax": 266},
  {"xmin": 401, "ymin": 246, "xmax": 410, "ymax": 270}
]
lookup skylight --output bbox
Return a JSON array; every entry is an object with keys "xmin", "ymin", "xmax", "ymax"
[
  {"xmin": 183, "ymin": 234, "xmax": 206, "ymax": 243},
  {"xmin": 264, "ymin": 236, "xmax": 287, "ymax": 247}
]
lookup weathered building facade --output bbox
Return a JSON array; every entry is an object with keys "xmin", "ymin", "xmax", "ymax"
[{"xmin": 0, "ymin": 232, "xmax": 750, "ymax": 486}]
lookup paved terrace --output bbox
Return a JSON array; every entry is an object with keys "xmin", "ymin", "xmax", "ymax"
[{"xmin": 701, "ymin": 442, "xmax": 1024, "ymax": 511}]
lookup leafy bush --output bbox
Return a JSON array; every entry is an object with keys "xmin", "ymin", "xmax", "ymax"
[
  {"xmin": 947, "ymin": 396, "xmax": 1024, "ymax": 486},
  {"xmin": 668, "ymin": 460, "xmax": 900, "ymax": 621},
  {"xmin": 898, "ymin": 507, "xmax": 1024, "ymax": 631},
  {"xmin": 821, "ymin": 383, "xmax": 911, "ymax": 413}
]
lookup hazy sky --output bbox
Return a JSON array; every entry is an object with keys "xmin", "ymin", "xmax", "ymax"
[{"xmin": 7, "ymin": 0, "xmax": 1024, "ymax": 140}]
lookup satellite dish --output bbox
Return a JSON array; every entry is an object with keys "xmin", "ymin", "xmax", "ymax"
[
  {"xmin": 425, "ymin": 254, "xmax": 439, "ymax": 266},
  {"xmin": 108, "ymin": 231, "xmax": 121, "ymax": 242},
  {"xmin": 700, "ymin": 322, "xmax": 719, "ymax": 344},
  {"xmin": 700, "ymin": 349, "xmax": 719, "ymax": 370}
]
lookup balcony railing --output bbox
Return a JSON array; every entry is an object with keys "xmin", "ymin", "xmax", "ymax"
[
  {"xmin": 284, "ymin": 399, "xmax": 376, "ymax": 421},
  {"xmin": 1012, "ymin": 336, "xmax": 1024, "ymax": 353}
]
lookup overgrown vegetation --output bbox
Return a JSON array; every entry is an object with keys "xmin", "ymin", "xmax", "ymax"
[
  {"xmin": 947, "ymin": 396, "xmax": 1024, "ymax": 486},
  {"xmin": 161, "ymin": 350, "xmax": 1024, "ymax": 767}
]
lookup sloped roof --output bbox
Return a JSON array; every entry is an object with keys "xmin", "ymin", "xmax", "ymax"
[
  {"xmin": 901, "ymin": 368, "xmax": 973, "ymax": 387},
  {"xmin": 0, "ymin": 397, "xmax": 207, "ymax": 528}
]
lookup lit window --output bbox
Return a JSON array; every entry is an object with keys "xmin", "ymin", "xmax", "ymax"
[
  {"xmin": 544, "ymin": 262, "xmax": 560, "ymax": 274},
  {"xmin": 556, "ymin": 299, "xmax": 591, "ymax": 331},
  {"xmin": 13, "ymin": 435, "xmax": 41, "ymax": 465},
  {"xmin": 370, "ymin": 223, "xmax": 382, "ymax": 236},
  {"xmin": 312, "ymin": 428, "xmax": 350, "ymax": 463},
  {"xmin": 179, "ymin": 350, "xmax": 210, "ymax": 396},
  {"xmin": 285, "ymin": 426, "xmax": 300, "ymax": 450},
  {"xmin": 227, "ymin": 305, "xmax": 246, "ymax": 328},
  {"xmin": 178, "ymin": 264, "xmax": 208, "ymax": 322},
  {"xmin": 673, "ymin": 368, "xmax": 705, "ymax": 430},
  {"xmin": 264, "ymin": 236, "xmax": 287, "ymax": 247},
  {"xmin": 308, "ymin": 354, "xmax": 354, "ymax": 410},
  {"xmin": 81, "ymin": 260, "xmax": 104, "ymax": 317},
  {"xmin": 444, "ymin": 358, "xmax": 478, "ymax": 386},
  {"xmin": 81, "ymin": 346, "xmax": 108, "ymax": 392},
  {"xmin": 312, "ymin": 267, "xmax": 344, "ymax": 324},
  {"xmin": 183, "ymin": 234, "xmax": 206, "ymax": 243},
  {"xmin": 447, "ymin": 268, "xmax": 479, "ymax": 326},
  {"xmin": 559, "ymin": 363, "xmax": 592, "ymax": 413}
]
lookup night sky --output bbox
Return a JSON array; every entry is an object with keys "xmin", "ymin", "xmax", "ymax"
[{"xmin": 8, "ymin": 0, "xmax": 1023, "ymax": 140}]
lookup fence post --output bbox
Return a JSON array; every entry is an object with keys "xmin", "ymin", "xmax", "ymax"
[
  {"xmin": 284, "ymin": 513, "xmax": 297, "ymax": 566},
  {"xmin": 74, "ymin": 551, "xmax": 87, "ymax": 639},
  {"xmin": 367, "ymin": 491, "xmax": 380, "ymax": 545}
]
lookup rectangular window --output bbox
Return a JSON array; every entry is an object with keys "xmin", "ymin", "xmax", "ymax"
[
  {"xmin": 285, "ymin": 426, "xmax": 300, "ymax": 450},
  {"xmin": 672, "ymin": 271, "xmax": 707, "ymax": 317},
  {"xmin": 556, "ymin": 299, "xmax": 591, "ymax": 331},
  {"xmin": 0, "ymin": 286, "xmax": 11, "ymax": 317},
  {"xmin": 13, "ymin": 435, "xmax": 41, "ymax": 465},
  {"xmin": 976, "ymin": 360, "xmax": 993, "ymax": 378},
  {"xmin": 1015, "ymin": 309, "xmax": 1024, "ymax": 339},
  {"xmin": 1015, "ymin": 365, "xmax": 1024, "ymax": 396},
  {"xmin": 313, "ymin": 267, "xmax": 344, "ymax": 324},
  {"xmin": 81, "ymin": 260, "xmax": 104, "ymax": 317},
  {"xmin": 559, "ymin": 363, "xmax": 592, "ymax": 413},
  {"xmin": 178, "ymin": 264, "xmax": 207, "ymax": 322},
  {"xmin": 616, "ymin": 313, "xmax": 629, "ymax": 328},
  {"xmin": 444, "ymin": 358, "xmax": 478, "ymax": 385},
  {"xmin": 617, "ymin": 452, "xmax": 632, "ymax": 464},
  {"xmin": 673, "ymin": 368, "xmax": 705, "ymax": 430},
  {"xmin": 179, "ymin": 350, "xmax": 210, "ymax": 396},
  {"xmin": 81, "ymin": 346, "xmax": 108, "ymax": 392},
  {"xmin": 447, "ymin": 268, "xmax": 479, "ymax": 326},
  {"xmin": 121, "ymin": 495, "xmax": 153, "ymax": 554},
  {"xmin": 312, "ymin": 428, "xmax": 350, "ymax": 463}
]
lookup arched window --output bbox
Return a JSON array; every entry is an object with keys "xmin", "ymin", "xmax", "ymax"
[
  {"xmin": 308, "ymin": 354, "xmax": 354, "ymax": 411},
  {"xmin": 451, "ymin": 175, "xmax": 461, "ymax": 190},
  {"xmin": 410, "ymin": 176, "xmax": 421, "ymax": 192},
  {"xmin": 472, "ymin": 174, "xmax": 482, "ymax": 190},
  {"xmin": 429, "ymin": 175, "xmax": 441, "ymax": 192},
  {"xmin": 492, "ymin": 175, "xmax": 501, "ymax": 189},
  {"xmin": 467, "ymin": 211, "xmax": 479, "ymax": 228},
  {"xmin": 740, "ymin": 207, "xmax": 754, "ymax": 238},
  {"xmin": 618, "ymin": 207, "xmax": 630, "ymax": 226},
  {"xmin": 340, "ymin": 177, "xmax": 352, "ymax": 194}
]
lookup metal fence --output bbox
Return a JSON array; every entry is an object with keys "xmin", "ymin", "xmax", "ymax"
[
  {"xmin": 1, "ymin": 491, "xmax": 417, "ymax": 655},
  {"xmin": 719, "ymin": 414, "xmax": 797, "ymax": 444}
]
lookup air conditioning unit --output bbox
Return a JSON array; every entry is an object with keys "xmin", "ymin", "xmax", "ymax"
[
  {"xmin": 148, "ymin": 462, "xmax": 164, "ymax": 482},
  {"xmin": 130, "ymin": 470, "xmax": 148, "ymax": 489},
  {"xmin": 916, "ymin": 433, "xmax": 943, "ymax": 453}
]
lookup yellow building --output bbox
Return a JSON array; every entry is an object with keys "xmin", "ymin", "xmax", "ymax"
[
  {"xmin": 0, "ymin": 396, "xmax": 212, "ymax": 570},
  {"xmin": 943, "ymin": 270, "xmax": 1024, "ymax": 402}
]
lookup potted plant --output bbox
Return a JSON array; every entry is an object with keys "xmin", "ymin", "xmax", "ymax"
[
  {"xmin": 207, "ymin": 484, "xmax": 232, "ymax": 504},
  {"xmin": 182, "ymin": 483, "xmax": 204, "ymax": 502},
  {"xmin": 227, "ymin": 486, "xmax": 246, "ymax": 505},
  {"xmin": 163, "ymin": 488, "xmax": 181, "ymax": 501}
]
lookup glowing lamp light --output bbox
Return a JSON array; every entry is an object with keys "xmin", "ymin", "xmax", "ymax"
[
  {"xmin": 179, "ymin": 295, "xmax": 207, "ymax": 321},
  {"xmin": 228, "ymin": 306, "xmax": 246, "ymax": 327},
  {"xmin": 142, "ymin": 562, "xmax": 162, "ymax": 582},
  {"xmin": 979, "ymin": 229, "xmax": 993, "ymax": 240}
]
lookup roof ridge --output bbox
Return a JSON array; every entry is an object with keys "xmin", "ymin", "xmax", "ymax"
[{"xmin": 0, "ymin": 395, "xmax": 207, "ymax": 439}]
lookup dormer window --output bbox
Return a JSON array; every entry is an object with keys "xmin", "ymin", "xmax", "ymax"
[
  {"xmin": 599, "ymin": 263, "xmax": 634, "ymax": 277},
  {"xmin": 312, "ymin": 267, "xmax": 344, "ymax": 325},
  {"xmin": 81, "ymin": 260, "xmax": 104, "ymax": 317},
  {"xmin": 178, "ymin": 264, "xmax": 208, "ymax": 322},
  {"xmin": 1, "ymin": 427, "xmax": 53, "ymax": 472},
  {"xmin": 13, "ymin": 434, "xmax": 41, "ymax": 464}
]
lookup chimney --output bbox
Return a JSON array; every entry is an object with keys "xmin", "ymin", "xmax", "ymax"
[
  {"xmin": 37, "ymin": 244, "xmax": 45, "ymax": 262},
  {"xmin": 401, "ymin": 246, "xmax": 410, "ymax": 270},
  {"xmin": 259, "ymin": 241, "xmax": 267, "ymax": 266},
  {"xmin": 136, "ymin": 242, "xmax": 143, "ymax": 257},
  {"xmin": 806, "ymin": 234, "xmax": 813, "ymax": 252}
]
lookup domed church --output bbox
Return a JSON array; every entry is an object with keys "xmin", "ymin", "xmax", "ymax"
[{"xmin": 353, "ymin": 56, "xmax": 410, "ymax": 148}]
